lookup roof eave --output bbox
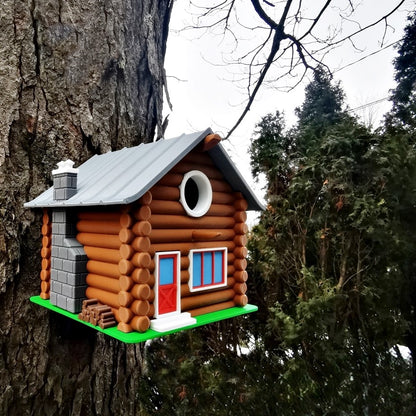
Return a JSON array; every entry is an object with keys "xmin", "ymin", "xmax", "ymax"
[{"xmin": 208, "ymin": 143, "xmax": 265, "ymax": 211}]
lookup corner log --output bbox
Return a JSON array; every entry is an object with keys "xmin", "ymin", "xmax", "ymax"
[
  {"xmin": 40, "ymin": 209, "xmax": 52, "ymax": 300},
  {"xmin": 130, "ymin": 315, "xmax": 150, "ymax": 332}
]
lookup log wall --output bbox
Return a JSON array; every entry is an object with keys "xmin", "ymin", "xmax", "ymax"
[
  {"xmin": 76, "ymin": 210, "xmax": 123, "ymax": 325},
  {"xmin": 118, "ymin": 192, "xmax": 152, "ymax": 333},
  {"xmin": 148, "ymin": 148, "xmax": 249, "ymax": 317},
  {"xmin": 71, "ymin": 146, "xmax": 249, "ymax": 332},
  {"xmin": 40, "ymin": 209, "xmax": 52, "ymax": 299},
  {"xmin": 75, "ymin": 200, "xmax": 152, "ymax": 334}
]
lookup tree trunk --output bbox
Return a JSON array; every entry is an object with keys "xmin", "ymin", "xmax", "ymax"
[{"xmin": 0, "ymin": 1, "xmax": 172, "ymax": 414}]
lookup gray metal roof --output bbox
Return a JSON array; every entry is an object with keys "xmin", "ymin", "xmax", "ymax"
[{"xmin": 24, "ymin": 128, "xmax": 264, "ymax": 211}]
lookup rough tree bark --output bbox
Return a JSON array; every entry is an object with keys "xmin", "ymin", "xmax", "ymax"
[{"xmin": 0, "ymin": 1, "xmax": 172, "ymax": 414}]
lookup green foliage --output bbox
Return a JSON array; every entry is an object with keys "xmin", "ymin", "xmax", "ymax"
[
  {"xmin": 136, "ymin": 41, "xmax": 416, "ymax": 415},
  {"xmin": 245, "ymin": 67, "xmax": 415, "ymax": 414},
  {"xmin": 295, "ymin": 67, "xmax": 346, "ymax": 150},
  {"xmin": 389, "ymin": 12, "xmax": 416, "ymax": 131}
]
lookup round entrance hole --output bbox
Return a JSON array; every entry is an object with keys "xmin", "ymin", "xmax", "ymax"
[{"xmin": 179, "ymin": 170, "xmax": 212, "ymax": 217}]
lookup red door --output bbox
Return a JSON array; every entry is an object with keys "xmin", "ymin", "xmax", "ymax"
[{"xmin": 156, "ymin": 252, "xmax": 180, "ymax": 316}]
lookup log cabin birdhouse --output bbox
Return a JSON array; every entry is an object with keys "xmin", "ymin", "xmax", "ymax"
[{"xmin": 25, "ymin": 129, "xmax": 263, "ymax": 343}]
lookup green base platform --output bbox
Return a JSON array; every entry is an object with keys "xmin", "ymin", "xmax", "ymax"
[{"xmin": 30, "ymin": 296, "xmax": 258, "ymax": 343}]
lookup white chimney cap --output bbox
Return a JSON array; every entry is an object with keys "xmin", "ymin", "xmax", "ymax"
[{"xmin": 52, "ymin": 159, "xmax": 79, "ymax": 175}]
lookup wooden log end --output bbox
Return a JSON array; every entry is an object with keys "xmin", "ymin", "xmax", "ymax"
[
  {"xmin": 99, "ymin": 320, "xmax": 117, "ymax": 329},
  {"xmin": 134, "ymin": 205, "xmax": 151, "ymax": 221},
  {"xmin": 130, "ymin": 316, "xmax": 150, "ymax": 333},
  {"xmin": 234, "ymin": 198, "xmax": 248, "ymax": 211},
  {"xmin": 119, "ymin": 228, "xmax": 135, "ymax": 244},
  {"xmin": 120, "ymin": 213, "xmax": 133, "ymax": 228},
  {"xmin": 132, "ymin": 252, "xmax": 151, "ymax": 269},
  {"xmin": 41, "ymin": 224, "xmax": 52, "ymax": 236},
  {"xmin": 40, "ymin": 281, "xmax": 50, "ymax": 293},
  {"xmin": 234, "ymin": 258, "xmax": 247, "ymax": 271},
  {"xmin": 118, "ymin": 306, "xmax": 134, "ymax": 323},
  {"xmin": 41, "ymin": 247, "xmax": 51, "ymax": 259},
  {"xmin": 138, "ymin": 191, "xmax": 153, "ymax": 206},
  {"xmin": 42, "ymin": 236, "xmax": 51, "ymax": 248},
  {"xmin": 118, "ymin": 259, "xmax": 134, "ymax": 276},
  {"xmin": 201, "ymin": 133, "xmax": 222, "ymax": 151},
  {"xmin": 131, "ymin": 299, "xmax": 150, "ymax": 316},
  {"xmin": 234, "ymin": 270, "xmax": 248, "ymax": 283},
  {"xmin": 90, "ymin": 317, "xmax": 98, "ymax": 326},
  {"xmin": 234, "ymin": 246, "xmax": 248, "ymax": 259},
  {"xmin": 117, "ymin": 322, "xmax": 133, "ymax": 333},
  {"xmin": 41, "ymin": 258, "xmax": 51, "ymax": 270},
  {"xmin": 40, "ymin": 270, "xmax": 50, "ymax": 281},
  {"xmin": 40, "ymin": 292, "xmax": 50, "ymax": 300},
  {"xmin": 132, "ymin": 236, "xmax": 151, "ymax": 253},
  {"xmin": 119, "ymin": 275, "xmax": 134, "ymax": 292},
  {"xmin": 234, "ymin": 294, "xmax": 248, "ymax": 306},
  {"xmin": 42, "ymin": 209, "xmax": 50, "ymax": 225},
  {"xmin": 233, "ymin": 282, "xmax": 247, "ymax": 295},
  {"xmin": 119, "ymin": 243, "xmax": 134, "ymax": 260},
  {"xmin": 118, "ymin": 291, "xmax": 134, "ymax": 307},
  {"xmin": 131, "ymin": 284, "xmax": 151, "ymax": 300},
  {"xmin": 131, "ymin": 268, "xmax": 150, "ymax": 284},
  {"xmin": 132, "ymin": 220, "xmax": 152, "ymax": 237}
]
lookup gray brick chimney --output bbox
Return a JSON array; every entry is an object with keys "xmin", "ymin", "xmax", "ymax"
[
  {"xmin": 50, "ymin": 160, "xmax": 87, "ymax": 313},
  {"xmin": 52, "ymin": 160, "xmax": 78, "ymax": 200}
]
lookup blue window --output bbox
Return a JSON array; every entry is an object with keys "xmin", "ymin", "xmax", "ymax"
[
  {"xmin": 159, "ymin": 257, "xmax": 174, "ymax": 285},
  {"xmin": 189, "ymin": 248, "xmax": 227, "ymax": 291}
]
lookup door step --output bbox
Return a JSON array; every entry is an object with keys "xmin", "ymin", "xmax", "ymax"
[{"xmin": 150, "ymin": 312, "xmax": 197, "ymax": 332}]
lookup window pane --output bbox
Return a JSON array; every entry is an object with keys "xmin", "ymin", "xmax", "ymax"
[
  {"xmin": 159, "ymin": 257, "xmax": 174, "ymax": 285},
  {"xmin": 193, "ymin": 252, "xmax": 202, "ymax": 287},
  {"xmin": 214, "ymin": 251, "xmax": 224, "ymax": 284},
  {"xmin": 203, "ymin": 252, "xmax": 213, "ymax": 285}
]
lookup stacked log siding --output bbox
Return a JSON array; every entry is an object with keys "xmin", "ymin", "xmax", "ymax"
[
  {"xmin": 232, "ymin": 193, "xmax": 249, "ymax": 306},
  {"xmin": 122, "ymin": 192, "xmax": 152, "ymax": 333},
  {"xmin": 40, "ymin": 209, "xmax": 52, "ymax": 299},
  {"xmin": 70, "ymin": 147, "xmax": 250, "ymax": 332},
  {"xmin": 76, "ymin": 211, "xmax": 122, "ymax": 320},
  {"xmin": 148, "ymin": 148, "xmax": 250, "ymax": 317}
]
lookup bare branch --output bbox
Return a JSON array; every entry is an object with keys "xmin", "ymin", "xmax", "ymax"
[
  {"xmin": 182, "ymin": 0, "xmax": 407, "ymax": 139},
  {"xmin": 224, "ymin": 0, "xmax": 298, "ymax": 138},
  {"xmin": 250, "ymin": 0, "xmax": 279, "ymax": 28},
  {"xmin": 162, "ymin": 68, "xmax": 173, "ymax": 112},
  {"xmin": 321, "ymin": 0, "xmax": 405, "ymax": 49},
  {"xmin": 298, "ymin": 0, "xmax": 332, "ymax": 42}
]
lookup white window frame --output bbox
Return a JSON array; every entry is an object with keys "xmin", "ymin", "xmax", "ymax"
[
  {"xmin": 179, "ymin": 170, "xmax": 212, "ymax": 217},
  {"xmin": 188, "ymin": 247, "xmax": 228, "ymax": 293}
]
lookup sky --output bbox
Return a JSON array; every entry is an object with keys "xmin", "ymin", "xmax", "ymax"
[{"xmin": 163, "ymin": 0, "xmax": 414, "ymax": 210}]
